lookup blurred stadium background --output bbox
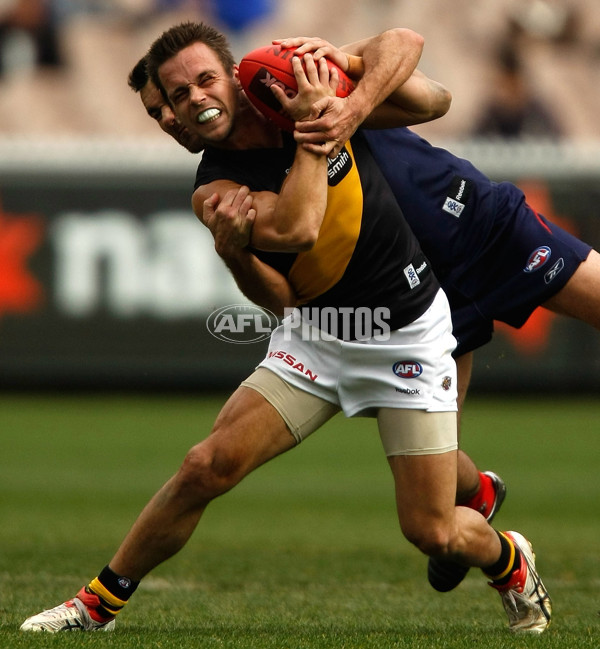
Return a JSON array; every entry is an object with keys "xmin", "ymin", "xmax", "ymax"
[{"xmin": 2, "ymin": 0, "xmax": 600, "ymax": 392}]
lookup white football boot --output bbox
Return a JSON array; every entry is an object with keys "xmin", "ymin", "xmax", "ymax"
[
  {"xmin": 491, "ymin": 531, "xmax": 552, "ymax": 633},
  {"xmin": 20, "ymin": 595, "xmax": 115, "ymax": 632}
]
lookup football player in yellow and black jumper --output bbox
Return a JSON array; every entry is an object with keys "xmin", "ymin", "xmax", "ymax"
[{"xmin": 21, "ymin": 21, "xmax": 550, "ymax": 635}]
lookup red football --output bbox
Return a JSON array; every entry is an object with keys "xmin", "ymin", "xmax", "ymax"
[{"xmin": 238, "ymin": 44, "xmax": 355, "ymax": 131}]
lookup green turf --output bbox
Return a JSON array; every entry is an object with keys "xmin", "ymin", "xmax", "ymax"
[{"xmin": 1, "ymin": 394, "xmax": 598, "ymax": 648}]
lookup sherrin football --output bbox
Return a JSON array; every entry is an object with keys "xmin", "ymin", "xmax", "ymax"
[{"xmin": 238, "ymin": 44, "xmax": 355, "ymax": 131}]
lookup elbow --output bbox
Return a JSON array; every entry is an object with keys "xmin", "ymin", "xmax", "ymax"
[
  {"xmin": 421, "ymin": 82, "xmax": 452, "ymax": 122},
  {"xmin": 393, "ymin": 28, "xmax": 425, "ymax": 55},
  {"xmin": 288, "ymin": 226, "xmax": 319, "ymax": 251},
  {"xmin": 411, "ymin": 30, "xmax": 426, "ymax": 54},
  {"xmin": 272, "ymin": 209, "xmax": 322, "ymax": 251},
  {"xmin": 294, "ymin": 213, "xmax": 322, "ymax": 249},
  {"xmin": 440, "ymin": 88, "xmax": 452, "ymax": 117},
  {"xmin": 256, "ymin": 224, "xmax": 319, "ymax": 252},
  {"xmin": 434, "ymin": 87, "xmax": 452, "ymax": 118}
]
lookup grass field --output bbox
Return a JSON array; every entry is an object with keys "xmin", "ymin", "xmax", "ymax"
[{"xmin": 1, "ymin": 393, "xmax": 599, "ymax": 648}]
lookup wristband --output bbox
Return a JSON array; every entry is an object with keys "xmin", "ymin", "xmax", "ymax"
[{"xmin": 346, "ymin": 55, "xmax": 365, "ymax": 79}]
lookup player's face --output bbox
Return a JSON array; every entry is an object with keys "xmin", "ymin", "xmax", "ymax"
[
  {"xmin": 158, "ymin": 42, "xmax": 239, "ymax": 144},
  {"xmin": 140, "ymin": 79, "xmax": 204, "ymax": 154}
]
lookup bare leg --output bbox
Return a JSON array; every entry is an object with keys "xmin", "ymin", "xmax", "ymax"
[
  {"xmin": 388, "ymin": 448, "xmax": 501, "ymax": 567},
  {"xmin": 454, "ymin": 352, "xmax": 481, "ymax": 503},
  {"xmin": 110, "ymin": 386, "xmax": 297, "ymax": 580}
]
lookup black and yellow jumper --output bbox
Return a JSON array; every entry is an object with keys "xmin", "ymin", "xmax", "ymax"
[{"xmin": 195, "ymin": 130, "xmax": 439, "ymax": 339}]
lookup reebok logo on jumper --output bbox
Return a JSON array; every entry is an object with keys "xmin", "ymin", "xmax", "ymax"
[
  {"xmin": 403, "ymin": 255, "xmax": 429, "ymax": 290},
  {"xmin": 544, "ymin": 257, "xmax": 564, "ymax": 284},
  {"xmin": 327, "ymin": 148, "xmax": 352, "ymax": 186},
  {"xmin": 404, "ymin": 263, "xmax": 420, "ymax": 289},
  {"xmin": 442, "ymin": 176, "xmax": 473, "ymax": 218}
]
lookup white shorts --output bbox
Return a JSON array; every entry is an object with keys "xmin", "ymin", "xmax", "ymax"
[{"xmin": 256, "ymin": 289, "xmax": 458, "ymax": 418}]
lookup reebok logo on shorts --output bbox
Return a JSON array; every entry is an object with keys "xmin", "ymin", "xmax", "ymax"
[
  {"xmin": 442, "ymin": 176, "xmax": 473, "ymax": 218},
  {"xmin": 395, "ymin": 386, "xmax": 421, "ymax": 395}
]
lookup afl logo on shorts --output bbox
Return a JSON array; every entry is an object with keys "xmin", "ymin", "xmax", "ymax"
[
  {"xmin": 524, "ymin": 246, "xmax": 551, "ymax": 272},
  {"xmin": 393, "ymin": 361, "xmax": 423, "ymax": 379}
]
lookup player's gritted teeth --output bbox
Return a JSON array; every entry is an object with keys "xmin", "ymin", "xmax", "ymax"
[{"xmin": 197, "ymin": 108, "xmax": 221, "ymax": 124}]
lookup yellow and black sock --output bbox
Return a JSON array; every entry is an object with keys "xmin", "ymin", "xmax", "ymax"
[
  {"xmin": 86, "ymin": 566, "xmax": 140, "ymax": 619},
  {"xmin": 483, "ymin": 531, "xmax": 521, "ymax": 586}
]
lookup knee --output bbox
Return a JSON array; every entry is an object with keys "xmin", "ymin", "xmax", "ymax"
[
  {"xmin": 401, "ymin": 520, "xmax": 453, "ymax": 558},
  {"xmin": 175, "ymin": 440, "xmax": 243, "ymax": 502}
]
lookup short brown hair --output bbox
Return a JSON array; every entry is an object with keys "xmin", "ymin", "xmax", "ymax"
[
  {"xmin": 146, "ymin": 21, "xmax": 236, "ymax": 93},
  {"xmin": 127, "ymin": 56, "xmax": 149, "ymax": 93}
]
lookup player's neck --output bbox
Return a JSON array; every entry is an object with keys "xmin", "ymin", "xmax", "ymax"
[{"xmin": 223, "ymin": 100, "xmax": 283, "ymax": 150}]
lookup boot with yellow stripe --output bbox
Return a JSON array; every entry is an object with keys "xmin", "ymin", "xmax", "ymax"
[{"xmin": 20, "ymin": 587, "xmax": 117, "ymax": 633}]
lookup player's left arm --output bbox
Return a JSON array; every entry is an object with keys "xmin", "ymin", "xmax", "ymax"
[
  {"xmin": 339, "ymin": 37, "xmax": 451, "ymax": 127},
  {"xmin": 275, "ymin": 29, "xmax": 425, "ymax": 155},
  {"xmin": 360, "ymin": 68, "xmax": 452, "ymax": 128},
  {"xmin": 274, "ymin": 31, "xmax": 450, "ymax": 155}
]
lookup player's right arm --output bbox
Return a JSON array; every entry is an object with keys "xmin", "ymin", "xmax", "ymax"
[
  {"xmin": 200, "ymin": 187, "xmax": 298, "ymax": 315},
  {"xmin": 192, "ymin": 138, "xmax": 327, "ymax": 253}
]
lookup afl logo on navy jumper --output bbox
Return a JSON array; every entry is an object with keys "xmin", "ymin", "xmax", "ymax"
[{"xmin": 524, "ymin": 246, "xmax": 551, "ymax": 272}]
